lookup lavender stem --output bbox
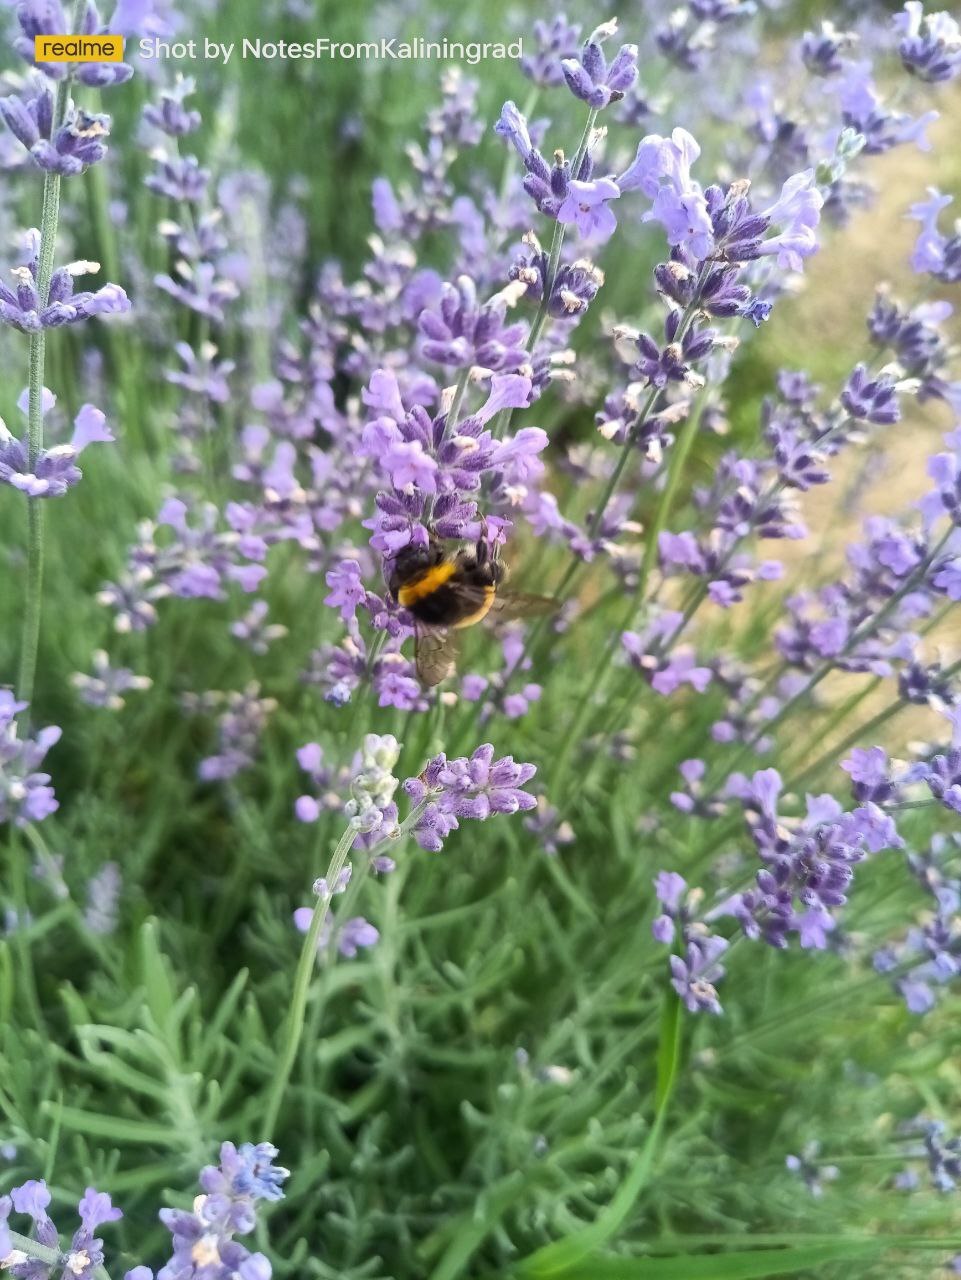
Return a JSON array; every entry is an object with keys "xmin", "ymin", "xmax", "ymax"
[{"xmin": 16, "ymin": 164, "xmax": 63, "ymax": 709}]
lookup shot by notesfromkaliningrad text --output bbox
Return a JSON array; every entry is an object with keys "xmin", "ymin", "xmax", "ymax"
[{"xmin": 138, "ymin": 36, "xmax": 524, "ymax": 64}]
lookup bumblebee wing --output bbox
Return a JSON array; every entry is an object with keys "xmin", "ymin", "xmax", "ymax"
[
  {"xmin": 415, "ymin": 626, "xmax": 458, "ymax": 688},
  {"xmin": 489, "ymin": 590, "xmax": 559, "ymax": 622}
]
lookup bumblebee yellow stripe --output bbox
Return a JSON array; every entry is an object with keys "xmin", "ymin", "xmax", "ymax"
[
  {"xmin": 397, "ymin": 560, "xmax": 457, "ymax": 606},
  {"xmin": 453, "ymin": 586, "xmax": 496, "ymax": 629}
]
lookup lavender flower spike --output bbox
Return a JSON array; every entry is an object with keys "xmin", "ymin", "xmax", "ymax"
[
  {"xmin": 0, "ymin": 691, "xmax": 60, "ymax": 826},
  {"xmin": 0, "ymin": 83, "xmax": 111, "ymax": 175},
  {"xmin": 0, "ymin": 402, "xmax": 114, "ymax": 497},
  {"xmin": 894, "ymin": 2, "xmax": 961, "ymax": 84},
  {"xmin": 404, "ymin": 745, "xmax": 537, "ymax": 852},
  {"xmin": 0, "ymin": 238, "xmax": 130, "ymax": 333},
  {"xmin": 562, "ymin": 20, "xmax": 639, "ymax": 109},
  {"xmin": 156, "ymin": 1141, "xmax": 287, "ymax": 1280}
]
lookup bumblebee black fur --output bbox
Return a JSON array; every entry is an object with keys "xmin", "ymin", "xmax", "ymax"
[{"xmin": 388, "ymin": 537, "xmax": 504, "ymax": 628}]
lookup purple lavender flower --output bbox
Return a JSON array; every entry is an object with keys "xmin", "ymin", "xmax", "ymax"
[
  {"xmin": 523, "ymin": 796, "xmax": 575, "ymax": 856},
  {"xmin": 669, "ymin": 759, "xmax": 727, "ymax": 817},
  {"xmin": 154, "ymin": 260, "xmax": 239, "ymax": 325},
  {"xmin": 72, "ymin": 650, "xmax": 153, "ymax": 710},
  {"xmin": 874, "ymin": 836, "xmax": 961, "ymax": 1015},
  {"xmin": 97, "ymin": 495, "xmax": 269, "ymax": 630},
  {"xmin": 142, "ymin": 76, "xmax": 202, "ymax": 136},
  {"xmin": 785, "ymin": 1143, "xmax": 840, "ymax": 1197},
  {"xmin": 895, "ymin": 1121, "xmax": 961, "ymax": 1193},
  {"xmin": 403, "ymin": 744, "xmax": 537, "ymax": 852},
  {"xmin": 907, "ymin": 189, "xmax": 960, "ymax": 282},
  {"xmin": 0, "ymin": 691, "xmax": 60, "ymax": 826},
  {"xmin": 556, "ymin": 178, "xmax": 620, "ymax": 240},
  {"xmin": 622, "ymin": 625, "xmax": 713, "ymax": 696},
  {"xmin": 145, "ymin": 152, "xmax": 209, "ymax": 203},
  {"xmin": 1, "ymin": 1180, "xmax": 124, "ymax": 1277},
  {"xmin": 0, "ymin": 400, "xmax": 114, "ymax": 497},
  {"xmin": 837, "ymin": 58, "xmax": 939, "ymax": 155},
  {"xmin": 629, "ymin": 309, "xmax": 724, "ymax": 390},
  {"xmin": 720, "ymin": 770, "xmax": 901, "ymax": 950},
  {"xmin": 670, "ymin": 935, "xmax": 729, "ymax": 1014},
  {"xmin": 187, "ymin": 684, "xmax": 278, "ymax": 783},
  {"xmin": 294, "ymin": 742, "xmax": 355, "ymax": 823},
  {"xmin": 919, "ymin": 748, "xmax": 961, "ymax": 816},
  {"xmin": 894, "ymin": 3, "xmax": 961, "ymax": 84},
  {"xmin": 509, "ymin": 231, "xmax": 605, "ymax": 318},
  {"xmin": 841, "ymin": 747, "xmax": 900, "ymax": 805},
  {"xmin": 157, "ymin": 1141, "xmax": 286, "ymax": 1280},
  {"xmin": 417, "ymin": 277, "xmax": 530, "ymax": 372},
  {"xmin": 166, "ymin": 341, "xmax": 235, "ymax": 404},
  {"xmin": 229, "ymin": 601, "xmax": 288, "ymax": 655},
  {"xmin": 617, "ymin": 128, "xmax": 723, "ymax": 260},
  {"xmin": 211, "ymin": 1142, "xmax": 290, "ymax": 1203},
  {"xmin": 757, "ymin": 170, "xmax": 823, "ymax": 272},
  {"xmin": 561, "ymin": 20, "xmax": 638, "ymax": 110},
  {"xmin": 800, "ymin": 21, "xmax": 855, "ymax": 76},
  {"xmin": 293, "ymin": 907, "xmax": 379, "ymax": 959},
  {"xmin": 840, "ymin": 364, "xmax": 902, "ymax": 424},
  {"xmin": 521, "ymin": 16, "xmax": 583, "ymax": 87},
  {"xmin": 0, "ymin": 236, "xmax": 130, "ymax": 333},
  {"xmin": 657, "ymin": 0, "xmax": 755, "ymax": 70},
  {"xmin": 0, "ymin": 83, "xmax": 110, "ymax": 175}
]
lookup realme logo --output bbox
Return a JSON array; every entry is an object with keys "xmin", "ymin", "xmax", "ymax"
[{"xmin": 35, "ymin": 34, "xmax": 123, "ymax": 61}]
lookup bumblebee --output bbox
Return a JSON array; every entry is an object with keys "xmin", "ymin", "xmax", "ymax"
[{"xmin": 388, "ymin": 535, "xmax": 556, "ymax": 687}]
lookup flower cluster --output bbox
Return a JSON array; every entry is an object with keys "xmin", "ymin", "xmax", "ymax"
[
  {"xmin": 651, "ymin": 870, "xmax": 729, "ymax": 1014},
  {"xmin": 874, "ymin": 834, "xmax": 961, "ymax": 1015},
  {"xmin": 154, "ymin": 1141, "xmax": 287, "ymax": 1279},
  {"xmin": 909, "ymin": 189, "xmax": 961, "ymax": 283},
  {"xmin": 895, "ymin": 1120, "xmax": 961, "ymax": 1193},
  {"xmin": 293, "ymin": 894, "xmax": 380, "ymax": 960},
  {"xmin": 0, "ymin": 1181, "xmax": 122, "ymax": 1279},
  {"xmin": 0, "ymin": 692, "xmax": 60, "ymax": 826},
  {"xmin": 97, "ymin": 497, "xmax": 269, "ymax": 633},
  {"xmin": 0, "ymin": 83, "xmax": 110, "ymax": 175},
  {"xmin": 184, "ymin": 684, "xmax": 279, "ymax": 783},
  {"xmin": 0, "ymin": 235, "xmax": 130, "ymax": 334},
  {"xmin": 343, "ymin": 732, "xmax": 402, "ymax": 836},
  {"xmin": 0, "ymin": 396, "xmax": 114, "ymax": 498},
  {"xmin": 718, "ymin": 767, "xmax": 901, "ymax": 953},
  {"xmin": 785, "ymin": 1142, "xmax": 840, "ymax": 1198},
  {"xmin": 72, "ymin": 650, "xmax": 153, "ymax": 710},
  {"xmin": 403, "ymin": 744, "xmax": 537, "ymax": 852}
]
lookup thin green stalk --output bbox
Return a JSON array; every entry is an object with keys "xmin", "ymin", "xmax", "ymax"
[
  {"xmin": 263, "ymin": 796, "xmax": 431, "ymax": 1135},
  {"xmin": 263, "ymin": 822, "xmax": 357, "ymax": 1137},
  {"xmin": 16, "ymin": 167, "xmax": 62, "ymax": 708},
  {"xmin": 424, "ymin": 368, "xmax": 472, "ymax": 522},
  {"xmin": 15, "ymin": 37, "xmax": 81, "ymax": 707},
  {"xmin": 549, "ymin": 380, "xmax": 709, "ymax": 793},
  {"xmin": 633, "ymin": 392, "xmax": 708, "ymax": 607},
  {"xmin": 787, "ymin": 652, "xmax": 961, "ymax": 794}
]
